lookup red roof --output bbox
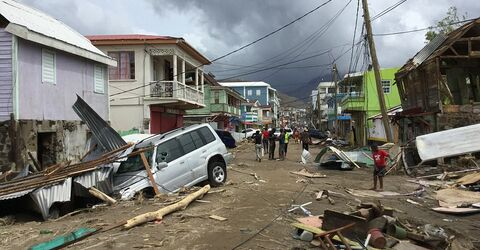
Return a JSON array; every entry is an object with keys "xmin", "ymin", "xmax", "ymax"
[{"xmin": 86, "ymin": 34, "xmax": 179, "ymax": 41}]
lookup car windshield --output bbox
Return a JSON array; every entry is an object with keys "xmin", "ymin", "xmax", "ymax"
[{"xmin": 117, "ymin": 149, "xmax": 153, "ymax": 174}]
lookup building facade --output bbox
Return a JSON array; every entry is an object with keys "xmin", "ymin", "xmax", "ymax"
[
  {"xmin": 87, "ymin": 35, "xmax": 210, "ymax": 134},
  {"xmin": 395, "ymin": 19, "xmax": 480, "ymax": 145},
  {"xmin": 185, "ymin": 74, "xmax": 244, "ymax": 131},
  {"xmin": 219, "ymin": 81, "xmax": 280, "ymax": 127},
  {"xmin": 316, "ymin": 82, "xmax": 336, "ymax": 129},
  {"xmin": 337, "ymin": 68, "xmax": 401, "ymax": 145},
  {"xmin": 0, "ymin": 0, "xmax": 115, "ymax": 171}
]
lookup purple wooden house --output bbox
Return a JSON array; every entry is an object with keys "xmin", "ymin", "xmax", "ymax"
[{"xmin": 0, "ymin": 0, "xmax": 116, "ymax": 172}]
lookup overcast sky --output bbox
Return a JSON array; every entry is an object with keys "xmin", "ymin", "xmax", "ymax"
[{"xmin": 20, "ymin": 0, "xmax": 480, "ymax": 98}]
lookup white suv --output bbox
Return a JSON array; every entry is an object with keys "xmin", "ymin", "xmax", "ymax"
[{"xmin": 113, "ymin": 124, "xmax": 232, "ymax": 200}]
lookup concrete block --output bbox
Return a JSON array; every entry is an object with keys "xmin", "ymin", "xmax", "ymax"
[{"xmin": 459, "ymin": 105, "xmax": 473, "ymax": 113}]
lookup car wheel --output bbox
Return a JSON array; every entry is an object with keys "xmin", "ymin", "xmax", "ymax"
[{"xmin": 208, "ymin": 160, "xmax": 227, "ymax": 187}]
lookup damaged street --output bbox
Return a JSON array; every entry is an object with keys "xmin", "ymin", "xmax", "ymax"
[
  {"xmin": 1, "ymin": 143, "xmax": 479, "ymax": 249},
  {"xmin": 1, "ymin": 0, "xmax": 480, "ymax": 249}
]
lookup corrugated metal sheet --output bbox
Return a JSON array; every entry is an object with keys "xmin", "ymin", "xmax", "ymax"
[
  {"xmin": 30, "ymin": 178, "xmax": 72, "ymax": 220},
  {"xmin": 412, "ymin": 33, "xmax": 447, "ymax": 67},
  {"xmin": 0, "ymin": 0, "xmax": 106, "ymax": 57},
  {"xmin": 73, "ymin": 166, "xmax": 113, "ymax": 195},
  {"xmin": 416, "ymin": 123, "xmax": 480, "ymax": 161},
  {"xmin": 72, "ymin": 95, "xmax": 126, "ymax": 152},
  {"xmin": 0, "ymin": 188, "xmax": 34, "ymax": 200},
  {"xmin": 0, "ymin": 28, "xmax": 12, "ymax": 121}
]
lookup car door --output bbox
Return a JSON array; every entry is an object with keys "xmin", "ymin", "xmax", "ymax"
[
  {"xmin": 189, "ymin": 129, "xmax": 209, "ymax": 180},
  {"xmin": 153, "ymin": 138, "xmax": 191, "ymax": 192}
]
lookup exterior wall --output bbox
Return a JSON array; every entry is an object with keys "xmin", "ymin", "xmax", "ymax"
[
  {"xmin": 0, "ymin": 28, "xmax": 12, "ymax": 121},
  {"xmin": 111, "ymin": 105, "xmax": 144, "ymax": 133},
  {"xmin": 229, "ymin": 86, "xmax": 268, "ymax": 105},
  {"xmin": 186, "ymin": 85, "xmax": 212, "ymax": 116},
  {"xmin": 17, "ymin": 38, "xmax": 108, "ymax": 120},
  {"xmin": 95, "ymin": 43, "xmax": 206, "ymax": 133},
  {"xmin": 363, "ymin": 68, "xmax": 401, "ymax": 118},
  {"xmin": 0, "ymin": 119, "xmax": 90, "ymax": 172}
]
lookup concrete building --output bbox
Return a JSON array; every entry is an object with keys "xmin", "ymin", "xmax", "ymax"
[
  {"xmin": 316, "ymin": 82, "xmax": 335, "ymax": 129},
  {"xmin": 219, "ymin": 81, "xmax": 280, "ymax": 127},
  {"xmin": 87, "ymin": 34, "xmax": 210, "ymax": 134},
  {"xmin": 184, "ymin": 73, "xmax": 244, "ymax": 131},
  {"xmin": 0, "ymin": 0, "xmax": 115, "ymax": 171}
]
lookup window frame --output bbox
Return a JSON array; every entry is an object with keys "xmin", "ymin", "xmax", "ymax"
[
  {"xmin": 247, "ymin": 89, "xmax": 253, "ymax": 96},
  {"xmin": 41, "ymin": 49, "xmax": 56, "ymax": 84},
  {"xmin": 381, "ymin": 80, "xmax": 391, "ymax": 94},
  {"xmin": 155, "ymin": 138, "xmax": 184, "ymax": 164},
  {"xmin": 256, "ymin": 89, "xmax": 261, "ymax": 96},
  {"xmin": 93, "ymin": 64, "xmax": 106, "ymax": 94},
  {"xmin": 108, "ymin": 51, "xmax": 135, "ymax": 80}
]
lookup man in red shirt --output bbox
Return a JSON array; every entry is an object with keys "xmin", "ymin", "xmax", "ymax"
[{"xmin": 371, "ymin": 145, "xmax": 391, "ymax": 191}]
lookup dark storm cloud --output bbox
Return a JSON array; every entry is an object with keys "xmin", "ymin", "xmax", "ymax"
[
  {"xmin": 147, "ymin": 0, "xmax": 356, "ymax": 88},
  {"xmin": 17, "ymin": 0, "xmax": 480, "ymax": 97}
]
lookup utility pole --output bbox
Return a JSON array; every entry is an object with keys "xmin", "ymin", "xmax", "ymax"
[
  {"xmin": 361, "ymin": 0, "xmax": 393, "ymax": 142},
  {"xmin": 332, "ymin": 64, "xmax": 338, "ymax": 133},
  {"xmin": 317, "ymin": 88, "xmax": 322, "ymax": 130}
]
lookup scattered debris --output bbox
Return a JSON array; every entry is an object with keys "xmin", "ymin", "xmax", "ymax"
[
  {"xmin": 123, "ymin": 185, "xmax": 211, "ymax": 229},
  {"xmin": 406, "ymin": 199, "xmax": 422, "ymax": 206},
  {"xmin": 288, "ymin": 202, "xmax": 313, "ymax": 216},
  {"xmin": 209, "ymin": 215, "xmax": 228, "ymax": 221},
  {"xmin": 88, "ymin": 187, "xmax": 117, "ymax": 205},
  {"xmin": 290, "ymin": 169, "xmax": 326, "ymax": 178},
  {"xmin": 30, "ymin": 227, "xmax": 98, "ymax": 250}
]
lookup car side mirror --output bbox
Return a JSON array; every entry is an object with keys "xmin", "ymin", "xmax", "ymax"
[{"xmin": 156, "ymin": 162, "xmax": 168, "ymax": 170}]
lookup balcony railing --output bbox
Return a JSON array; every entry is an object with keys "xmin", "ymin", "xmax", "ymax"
[
  {"xmin": 150, "ymin": 81, "xmax": 203, "ymax": 105},
  {"xmin": 210, "ymin": 103, "xmax": 241, "ymax": 115},
  {"xmin": 341, "ymin": 92, "xmax": 364, "ymax": 103}
]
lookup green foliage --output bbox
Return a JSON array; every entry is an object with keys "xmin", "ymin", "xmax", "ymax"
[{"xmin": 425, "ymin": 6, "xmax": 467, "ymax": 43}]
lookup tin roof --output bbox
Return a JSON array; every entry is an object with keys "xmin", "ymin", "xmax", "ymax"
[{"xmin": 0, "ymin": 0, "xmax": 115, "ymax": 66}]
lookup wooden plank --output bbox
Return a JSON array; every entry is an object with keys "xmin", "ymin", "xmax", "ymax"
[
  {"xmin": 140, "ymin": 152, "xmax": 160, "ymax": 196},
  {"xmin": 209, "ymin": 215, "xmax": 227, "ymax": 221},
  {"xmin": 27, "ymin": 152, "xmax": 41, "ymax": 172}
]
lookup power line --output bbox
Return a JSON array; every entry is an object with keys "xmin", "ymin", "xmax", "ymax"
[
  {"xmin": 371, "ymin": 0, "xmax": 407, "ymax": 21},
  {"xmin": 347, "ymin": 0, "xmax": 361, "ymax": 75},
  {"xmin": 213, "ymin": 0, "xmax": 352, "ymax": 78},
  {"xmin": 109, "ymin": 0, "xmax": 333, "ymax": 98},
  {"xmin": 211, "ymin": 0, "xmax": 333, "ymax": 64},
  {"xmin": 373, "ymin": 18, "xmax": 476, "ymax": 36}
]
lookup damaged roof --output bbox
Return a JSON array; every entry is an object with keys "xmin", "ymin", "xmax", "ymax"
[{"xmin": 397, "ymin": 18, "xmax": 480, "ymax": 75}]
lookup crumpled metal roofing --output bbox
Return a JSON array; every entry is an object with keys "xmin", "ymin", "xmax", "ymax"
[
  {"xmin": 73, "ymin": 95, "xmax": 127, "ymax": 152},
  {"xmin": 73, "ymin": 166, "xmax": 113, "ymax": 195},
  {"xmin": 30, "ymin": 178, "xmax": 72, "ymax": 220},
  {"xmin": 0, "ymin": 188, "xmax": 35, "ymax": 201}
]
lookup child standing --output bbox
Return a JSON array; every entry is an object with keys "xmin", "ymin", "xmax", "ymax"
[{"xmin": 371, "ymin": 145, "xmax": 391, "ymax": 191}]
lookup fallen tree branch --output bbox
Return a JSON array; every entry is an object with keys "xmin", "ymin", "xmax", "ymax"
[{"xmin": 123, "ymin": 185, "xmax": 211, "ymax": 229}]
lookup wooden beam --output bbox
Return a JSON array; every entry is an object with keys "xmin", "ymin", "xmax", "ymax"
[
  {"xmin": 440, "ymin": 55, "xmax": 470, "ymax": 59},
  {"xmin": 88, "ymin": 187, "xmax": 117, "ymax": 205},
  {"xmin": 449, "ymin": 46, "xmax": 460, "ymax": 56},
  {"xmin": 140, "ymin": 152, "xmax": 160, "ymax": 196},
  {"xmin": 27, "ymin": 152, "xmax": 41, "ymax": 172}
]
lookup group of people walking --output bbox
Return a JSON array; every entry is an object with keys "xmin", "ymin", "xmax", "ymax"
[{"xmin": 253, "ymin": 127, "xmax": 312, "ymax": 162}]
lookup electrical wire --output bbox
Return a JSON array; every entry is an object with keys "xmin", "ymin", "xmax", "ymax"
[
  {"xmin": 373, "ymin": 18, "xmax": 476, "ymax": 36},
  {"xmin": 231, "ymin": 183, "xmax": 309, "ymax": 250},
  {"xmin": 213, "ymin": 0, "xmax": 352, "ymax": 79},
  {"xmin": 371, "ymin": 0, "xmax": 408, "ymax": 21},
  {"xmin": 109, "ymin": 0, "xmax": 333, "ymax": 98}
]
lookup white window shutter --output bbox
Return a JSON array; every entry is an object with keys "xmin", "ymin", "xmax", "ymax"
[
  {"xmin": 42, "ymin": 50, "xmax": 56, "ymax": 84},
  {"xmin": 94, "ymin": 65, "xmax": 105, "ymax": 93}
]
